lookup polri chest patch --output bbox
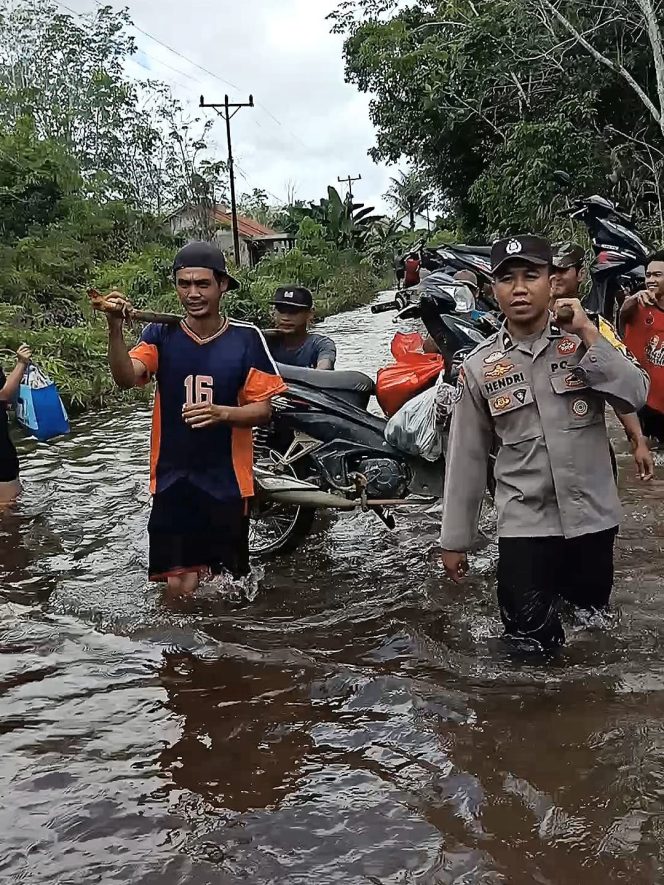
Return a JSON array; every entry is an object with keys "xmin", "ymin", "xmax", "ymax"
[
  {"xmin": 484, "ymin": 361, "xmax": 514, "ymax": 379},
  {"xmin": 488, "ymin": 385, "xmax": 534, "ymax": 416},
  {"xmin": 557, "ymin": 338, "xmax": 578, "ymax": 356}
]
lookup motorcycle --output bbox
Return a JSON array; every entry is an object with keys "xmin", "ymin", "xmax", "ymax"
[
  {"xmin": 553, "ymin": 170, "xmax": 652, "ymax": 320},
  {"xmin": 249, "ymin": 285, "xmax": 492, "ymax": 557},
  {"xmin": 397, "ymin": 241, "xmax": 498, "ymax": 315}
]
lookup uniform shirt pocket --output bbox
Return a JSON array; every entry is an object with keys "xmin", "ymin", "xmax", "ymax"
[
  {"xmin": 487, "ymin": 385, "xmax": 540, "ymax": 444},
  {"xmin": 550, "ymin": 374, "xmax": 602, "ymax": 428}
]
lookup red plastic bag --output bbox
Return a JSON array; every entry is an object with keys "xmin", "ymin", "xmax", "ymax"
[
  {"xmin": 390, "ymin": 331, "xmax": 425, "ymax": 362},
  {"xmin": 376, "ymin": 353, "xmax": 443, "ymax": 417}
]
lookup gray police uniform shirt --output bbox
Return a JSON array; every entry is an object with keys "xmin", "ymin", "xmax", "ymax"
[
  {"xmin": 440, "ymin": 318, "xmax": 649, "ymax": 551},
  {"xmin": 268, "ymin": 333, "xmax": 337, "ymax": 369}
]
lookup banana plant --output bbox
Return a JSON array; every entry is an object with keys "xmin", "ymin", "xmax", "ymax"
[{"xmin": 281, "ymin": 186, "xmax": 384, "ymax": 251}]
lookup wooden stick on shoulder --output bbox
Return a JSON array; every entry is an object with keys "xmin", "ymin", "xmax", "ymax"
[{"xmin": 87, "ymin": 289, "xmax": 182, "ymax": 325}]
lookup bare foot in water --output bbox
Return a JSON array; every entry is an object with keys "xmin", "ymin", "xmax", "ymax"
[{"xmin": 164, "ymin": 571, "xmax": 200, "ymax": 600}]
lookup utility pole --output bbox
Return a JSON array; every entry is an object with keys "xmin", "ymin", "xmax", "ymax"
[
  {"xmin": 338, "ymin": 173, "xmax": 362, "ymax": 201},
  {"xmin": 200, "ymin": 94, "xmax": 254, "ymax": 266}
]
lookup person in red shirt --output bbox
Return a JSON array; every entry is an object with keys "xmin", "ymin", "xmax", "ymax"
[
  {"xmin": 621, "ymin": 250, "xmax": 664, "ymax": 445},
  {"xmin": 403, "ymin": 252, "xmax": 421, "ymax": 289}
]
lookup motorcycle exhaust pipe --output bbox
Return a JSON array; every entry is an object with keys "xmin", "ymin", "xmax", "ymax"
[
  {"xmin": 255, "ymin": 469, "xmax": 358, "ymax": 510},
  {"xmin": 254, "ymin": 469, "xmax": 438, "ymax": 512},
  {"xmin": 268, "ymin": 490, "xmax": 358, "ymax": 509}
]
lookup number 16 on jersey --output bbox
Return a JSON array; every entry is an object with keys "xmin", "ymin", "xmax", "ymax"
[{"xmin": 184, "ymin": 375, "xmax": 214, "ymax": 405}]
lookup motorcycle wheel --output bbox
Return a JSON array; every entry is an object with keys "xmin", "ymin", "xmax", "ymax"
[{"xmin": 249, "ymin": 451, "xmax": 317, "ymax": 557}]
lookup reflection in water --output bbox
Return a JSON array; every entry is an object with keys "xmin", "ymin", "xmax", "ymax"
[
  {"xmin": 0, "ymin": 303, "xmax": 663, "ymax": 883},
  {"xmin": 158, "ymin": 650, "xmax": 314, "ymax": 812}
]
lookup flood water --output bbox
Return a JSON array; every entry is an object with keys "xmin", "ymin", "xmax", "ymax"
[{"xmin": 2, "ymin": 302, "xmax": 664, "ymax": 884}]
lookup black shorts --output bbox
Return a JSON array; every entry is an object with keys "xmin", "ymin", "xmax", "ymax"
[
  {"xmin": 0, "ymin": 433, "xmax": 19, "ymax": 482},
  {"xmin": 148, "ymin": 480, "xmax": 249, "ymax": 581},
  {"xmin": 0, "ymin": 456, "xmax": 19, "ymax": 483},
  {"xmin": 639, "ymin": 404, "xmax": 664, "ymax": 444},
  {"xmin": 497, "ymin": 528, "xmax": 618, "ymax": 649}
]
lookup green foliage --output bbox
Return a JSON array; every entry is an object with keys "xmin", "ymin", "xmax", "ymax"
[
  {"xmin": 0, "ymin": 116, "xmax": 177, "ymax": 409},
  {"xmin": 0, "ymin": 302, "xmax": 120, "ymax": 410},
  {"xmin": 384, "ymin": 170, "xmax": 434, "ymax": 229},
  {"xmin": 364, "ymin": 217, "xmax": 409, "ymax": 267},
  {"xmin": 94, "ymin": 245, "xmax": 175, "ymax": 307},
  {"xmin": 227, "ymin": 218, "xmax": 384, "ymax": 326},
  {"xmin": 425, "ymin": 228, "xmax": 458, "ymax": 247},
  {"xmin": 332, "ymin": 0, "xmax": 664, "ymax": 240},
  {"xmin": 0, "ymin": 0, "xmax": 226, "ymax": 214},
  {"xmin": 470, "ymin": 118, "xmax": 610, "ymax": 238},
  {"xmin": 238, "ymin": 188, "xmax": 282, "ymax": 228},
  {"xmin": 279, "ymin": 186, "xmax": 385, "ymax": 250}
]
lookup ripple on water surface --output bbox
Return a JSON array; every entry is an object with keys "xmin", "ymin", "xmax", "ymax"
[{"xmin": 0, "ymin": 304, "xmax": 663, "ymax": 883}]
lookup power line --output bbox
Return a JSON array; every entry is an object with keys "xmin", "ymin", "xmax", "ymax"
[
  {"xmin": 200, "ymin": 94, "xmax": 255, "ymax": 265},
  {"xmin": 107, "ymin": 6, "xmax": 242, "ymax": 94},
  {"xmin": 338, "ymin": 173, "xmax": 362, "ymax": 200},
  {"xmin": 84, "ymin": 0, "xmax": 308, "ymax": 147},
  {"xmin": 23, "ymin": 0, "xmax": 308, "ymax": 197},
  {"xmin": 53, "ymin": 0, "xmax": 200, "ymax": 91}
]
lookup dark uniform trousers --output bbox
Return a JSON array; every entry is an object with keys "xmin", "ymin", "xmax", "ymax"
[
  {"xmin": 496, "ymin": 527, "xmax": 618, "ymax": 648},
  {"xmin": 441, "ymin": 318, "xmax": 648, "ymax": 650}
]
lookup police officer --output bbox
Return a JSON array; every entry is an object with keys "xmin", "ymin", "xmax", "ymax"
[
  {"xmin": 440, "ymin": 234, "xmax": 649, "ymax": 650},
  {"xmin": 552, "ymin": 242, "xmax": 654, "ymax": 481}
]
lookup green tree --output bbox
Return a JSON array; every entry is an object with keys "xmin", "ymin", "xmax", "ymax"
[
  {"xmin": 384, "ymin": 170, "xmax": 433, "ymax": 230},
  {"xmin": 238, "ymin": 188, "xmax": 280, "ymax": 227},
  {"xmin": 282, "ymin": 186, "xmax": 384, "ymax": 250},
  {"xmin": 331, "ymin": 0, "xmax": 664, "ymax": 240},
  {"xmin": 0, "ymin": 0, "xmax": 226, "ymax": 215}
]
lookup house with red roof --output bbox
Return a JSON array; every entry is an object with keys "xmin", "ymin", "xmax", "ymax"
[{"xmin": 166, "ymin": 203, "xmax": 295, "ymax": 267}]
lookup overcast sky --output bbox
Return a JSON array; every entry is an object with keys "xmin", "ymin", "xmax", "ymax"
[{"xmin": 68, "ymin": 0, "xmax": 396, "ymax": 212}]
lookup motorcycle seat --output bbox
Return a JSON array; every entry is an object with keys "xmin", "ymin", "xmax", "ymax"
[
  {"xmin": 448, "ymin": 244, "xmax": 492, "ymax": 257},
  {"xmin": 277, "ymin": 364, "xmax": 375, "ymax": 409}
]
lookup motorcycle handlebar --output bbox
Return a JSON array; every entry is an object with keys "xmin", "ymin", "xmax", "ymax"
[{"xmin": 370, "ymin": 300, "xmax": 400, "ymax": 314}]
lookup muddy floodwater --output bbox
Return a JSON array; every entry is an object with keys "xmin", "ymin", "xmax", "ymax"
[{"xmin": 1, "ymin": 303, "xmax": 664, "ymax": 884}]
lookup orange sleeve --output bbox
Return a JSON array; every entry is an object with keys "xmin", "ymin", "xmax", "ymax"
[
  {"xmin": 240, "ymin": 367, "xmax": 287, "ymax": 405},
  {"xmin": 129, "ymin": 342, "xmax": 159, "ymax": 384}
]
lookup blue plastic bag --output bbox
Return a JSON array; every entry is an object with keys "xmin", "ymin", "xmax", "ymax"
[{"xmin": 15, "ymin": 365, "xmax": 69, "ymax": 442}]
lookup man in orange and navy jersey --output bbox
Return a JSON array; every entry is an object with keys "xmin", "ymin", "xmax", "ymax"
[{"xmin": 104, "ymin": 241, "xmax": 286, "ymax": 597}]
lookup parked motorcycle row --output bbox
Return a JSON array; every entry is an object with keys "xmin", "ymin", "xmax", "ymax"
[{"xmin": 248, "ymin": 176, "xmax": 652, "ymax": 556}]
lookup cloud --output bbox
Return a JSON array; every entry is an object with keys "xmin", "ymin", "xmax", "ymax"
[{"xmin": 71, "ymin": 0, "xmax": 394, "ymax": 210}]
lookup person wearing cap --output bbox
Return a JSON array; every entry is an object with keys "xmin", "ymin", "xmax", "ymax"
[
  {"xmin": 452, "ymin": 269, "xmax": 479, "ymax": 313},
  {"xmin": 103, "ymin": 241, "xmax": 287, "ymax": 597},
  {"xmin": 440, "ymin": 234, "xmax": 648, "ymax": 650},
  {"xmin": 551, "ymin": 242, "xmax": 587, "ymax": 300},
  {"xmin": 551, "ymin": 242, "xmax": 654, "ymax": 481},
  {"xmin": 267, "ymin": 286, "xmax": 337, "ymax": 370},
  {"xmin": 454, "ymin": 269, "xmax": 479, "ymax": 298}
]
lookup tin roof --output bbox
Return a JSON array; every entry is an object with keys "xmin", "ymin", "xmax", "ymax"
[{"xmin": 212, "ymin": 208, "xmax": 282, "ymax": 239}]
